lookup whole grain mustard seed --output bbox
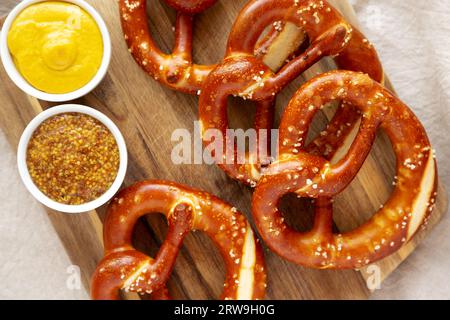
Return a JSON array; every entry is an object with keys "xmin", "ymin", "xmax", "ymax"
[{"xmin": 26, "ymin": 113, "xmax": 120, "ymax": 205}]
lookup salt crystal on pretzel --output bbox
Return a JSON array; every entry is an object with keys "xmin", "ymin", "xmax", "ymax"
[
  {"xmin": 200, "ymin": 0, "xmax": 383, "ymax": 185},
  {"xmin": 119, "ymin": 0, "xmax": 308, "ymax": 94},
  {"xmin": 252, "ymin": 71, "xmax": 438, "ymax": 269},
  {"xmin": 91, "ymin": 180, "xmax": 266, "ymax": 300}
]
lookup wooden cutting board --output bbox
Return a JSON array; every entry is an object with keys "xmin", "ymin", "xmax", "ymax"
[{"xmin": 0, "ymin": 0, "xmax": 447, "ymax": 299}]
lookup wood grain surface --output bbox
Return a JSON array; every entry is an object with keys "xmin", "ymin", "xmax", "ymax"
[
  {"xmin": 0, "ymin": 1, "xmax": 17, "ymax": 16},
  {"xmin": 0, "ymin": 0, "xmax": 447, "ymax": 300}
]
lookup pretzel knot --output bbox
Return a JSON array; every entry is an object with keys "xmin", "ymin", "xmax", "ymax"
[
  {"xmin": 252, "ymin": 71, "xmax": 438, "ymax": 269},
  {"xmin": 91, "ymin": 181, "xmax": 266, "ymax": 300},
  {"xmin": 200, "ymin": 0, "xmax": 383, "ymax": 186}
]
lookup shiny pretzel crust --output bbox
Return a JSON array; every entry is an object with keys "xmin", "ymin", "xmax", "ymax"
[
  {"xmin": 199, "ymin": 0, "xmax": 383, "ymax": 186},
  {"xmin": 91, "ymin": 180, "xmax": 266, "ymax": 300},
  {"xmin": 119, "ymin": 0, "xmax": 308, "ymax": 95},
  {"xmin": 252, "ymin": 71, "xmax": 438, "ymax": 269},
  {"xmin": 119, "ymin": 0, "xmax": 216, "ymax": 94}
]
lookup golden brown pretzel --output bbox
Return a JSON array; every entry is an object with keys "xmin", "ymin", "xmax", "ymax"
[
  {"xmin": 252, "ymin": 71, "xmax": 438, "ymax": 269},
  {"xmin": 226, "ymin": 0, "xmax": 383, "ymax": 90},
  {"xmin": 91, "ymin": 180, "xmax": 266, "ymax": 300},
  {"xmin": 119, "ymin": 0, "xmax": 301, "ymax": 158},
  {"xmin": 199, "ymin": 0, "xmax": 383, "ymax": 186},
  {"xmin": 119, "ymin": 0, "xmax": 307, "ymax": 95},
  {"xmin": 119, "ymin": 0, "xmax": 217, "ymax": 94}
]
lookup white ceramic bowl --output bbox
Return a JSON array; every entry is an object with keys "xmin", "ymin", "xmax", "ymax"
[
  {"xmin": 0, "ymin": 0, "xmax": 111, "ymax": 102},
  {"xmin": 17, "ymin": 105, "xmax": 128, "ymax": 213}
]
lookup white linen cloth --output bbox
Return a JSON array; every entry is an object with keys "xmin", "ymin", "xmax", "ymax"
[
  {"xmin": 350, "ymin": 0, "xmax": 450, "ymax": 299},
  {"xmin": 0, "ymin": 0, "xmax": 449, "ymax": 299}
]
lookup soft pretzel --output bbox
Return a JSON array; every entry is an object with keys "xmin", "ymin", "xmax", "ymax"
[
  {"xmin": 199, "ymin": 0, "xmax": 383, "ymax": 186},
  {"xmin": 119, "ymin": 0, "xmax": 304, "ymax": 160},
  {"xmin": 119, "ymin": 0, "xmax": 305, "ymax": 95},
  {"xmin": 226, "ymin": 0, "xmax": 383, "ymax": 88},
  {"xmin": 119, "ymin": 0, "xmax": 217, "ymax": 94},
  {"xmin": 252, "ymin": 71, "xmax": 438, "ymax": 269},
  {"xmin": 91, "ymin": 181, "xmax": 266, "ymax": 300}
]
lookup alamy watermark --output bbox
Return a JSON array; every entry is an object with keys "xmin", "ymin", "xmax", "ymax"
[
  {"xmin": 66, "ymin": 265, "xmax": 82, "ymax": 291},
  {"xmin": 171, "ymin": 121, "xmax": 279, "ymax": 165},
  {"xmin": 365, "ymin": 264, "xmax": 382, "ymax": 291}
]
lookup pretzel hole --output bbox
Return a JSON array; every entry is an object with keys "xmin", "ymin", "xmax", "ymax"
[
  {"xmin": 192, "ymin": 3, "xmax": 230, "ymax": 65},
  {"xmin": 278, "ymin": 195, "xmax": 315, "ymax": 232},
  {"xmin": 147, "ymin": 0, "xmax": 243, "ymax": 65},
  {"xmin": 304, "ymin": 102, "xmax": 339, "ymax": 147},
  {"xmin": 333, "ymin": 131, "xmax": 396, "ymax": 233},
  {"xmin": 132, "ymin": 214, "xmax": 168, "ymax": 258},
  {"xmin": 129, "ymin": 214, "xmax": 225, "ymax": 299},
  {"xmin": 146, "ymin": 0, "xmax": 177, "ymax": 55},
  {"xmin": 227, "ymin": 97, "xmax": 258, "ymax": 131},
  {"xmin": 278, "ymin": 195, "xmax": 340, "ymax": 233},
  {"xmin": 226, "ymin": 97, "xmax": 266, "ymax": 159},
  {"xmin": 174, "ymin": 230, "xmax": 225, "ymax": 299}
]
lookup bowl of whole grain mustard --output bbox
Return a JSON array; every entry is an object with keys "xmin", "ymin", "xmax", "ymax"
[{"xmin": 17, "ymin": 105, "xmax": 127, "ymax": 213}]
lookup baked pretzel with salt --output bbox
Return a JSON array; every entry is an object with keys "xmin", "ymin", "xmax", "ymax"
[
  {"xmin": 119, "ymin": 0, "xmax": 304, "ymax": 162},
  {"xmin": 119, "ymin": 0, "xmax": 218, "ymax": 94},
  {"xmin": 199, "ymin": 0, "xmax": 383, "ymax": 186},
  {"xmin": 91, "ymin": 181, "xmax": 266, "ymax": 300},
  {"xmin": 119, "ymin": 0, "xmax": 308, "ymax": 95},
  {"xmin": 252, "ymin": 71, "xmax": 438, "ymax": 269}
]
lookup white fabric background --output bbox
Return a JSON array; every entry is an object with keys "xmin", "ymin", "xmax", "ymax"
[
  {"xmin": 350, "ymin": 0, "xmax": 450, "ymax": 299},
  {"xmin": 0, "ymin": 0, "xmax": 449, "ymax": 299}
]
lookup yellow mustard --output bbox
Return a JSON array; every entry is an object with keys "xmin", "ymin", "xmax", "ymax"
[{"xmin": 7, "ymin": 2, "xmax": 103, "ymax": 94}]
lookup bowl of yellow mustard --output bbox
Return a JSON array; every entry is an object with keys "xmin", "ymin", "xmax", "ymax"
[{"xmin": 0, "ymin": 0, "xmax": 111, "ymax": 102}]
